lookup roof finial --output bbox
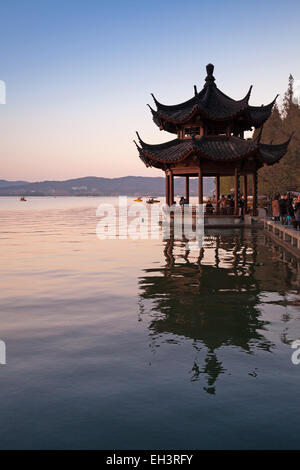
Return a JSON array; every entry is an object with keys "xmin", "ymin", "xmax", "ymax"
[{"xmin": 204, "ymin": 63, "xmax": 215, "ymax": 88}]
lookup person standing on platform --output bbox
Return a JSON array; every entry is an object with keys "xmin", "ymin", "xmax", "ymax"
[
  {"xmin": 238, "ymin": 196, "xmax": 245, "ymax": 217},
  {"xmin": 279, "ymin": 194, "xmax": 288, "ymax": 225},
  {"xmin": 219, "ymin": 195, "xmax": 227, "ymax": 214},
  {"xmin": 205, "ymin": 199, "xmax": 214, "ymax": 215},
  {"xmin": 226, "ymin": 194, "xmax": 234, "ymax": 215},
  {"xmin": 272, "ymin": 194, "xmax": 280, "ymax": 221},
  {"xmin": 287, "ymin": 193, "xmax": 295, "ymax": 225},
  {"xmin": 293, "ymin": 195, "xmax": 300, "ymax": 230}
]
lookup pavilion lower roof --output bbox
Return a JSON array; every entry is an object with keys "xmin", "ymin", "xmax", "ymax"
[{"xmin": 135, "ymin": 135, "xmax": 291, "ymax": 168}]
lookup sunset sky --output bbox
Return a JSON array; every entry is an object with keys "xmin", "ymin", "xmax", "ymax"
[{"xmin": 1, "ymin": 0, "xmax": 300, "ymax": 181}]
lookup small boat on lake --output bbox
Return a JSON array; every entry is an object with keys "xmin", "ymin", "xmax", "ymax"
[
  {"xmin": 146, "ymin": 197, "xmax": 160, "ymax": 204},
  {"xmin": 20, "ymin": 197, "xmax": 27, "ymax": 202},
  {"xmin": 134, "ymin": 197, "xmax": 143, "ymax": 202}
]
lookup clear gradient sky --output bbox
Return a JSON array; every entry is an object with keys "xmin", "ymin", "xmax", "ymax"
[{"xmin": 1, "ymin": 0, "xmax": 300, "ymax": 181}]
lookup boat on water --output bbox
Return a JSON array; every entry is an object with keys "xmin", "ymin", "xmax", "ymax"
[
  {"xmin": 20, "ymin": 197, "xmax": 27, "ymax": 202},
  {"xmin": 146, "ymin": 197, "xmax": 160, "ymax": 204},
  {"xmin": 134, "ymin": 197, "xmax": 143, "ymax": 202}
]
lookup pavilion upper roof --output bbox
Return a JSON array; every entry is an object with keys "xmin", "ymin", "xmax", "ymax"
[
  {"xmin": 149, "ymin": 64, "xmax": 278, "ymax": 133},
  {"xmin": 135, "ymin": 133, "xmax": 291, "ymax": 169}
]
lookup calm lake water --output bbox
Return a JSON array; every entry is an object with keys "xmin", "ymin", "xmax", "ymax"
[{"xmin": 0, "ymin": 196, "xmax": 300, "ymax": 450}]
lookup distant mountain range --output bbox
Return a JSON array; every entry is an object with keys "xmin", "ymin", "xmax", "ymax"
[
  {"xmin": 0, "ymin": 176, "xmax": 215, "ymax": 197},
  {"xmin": 0, "ymin": 179, "xmax": 29, "ymax": 188}
]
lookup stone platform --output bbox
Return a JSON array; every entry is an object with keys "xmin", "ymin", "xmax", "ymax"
[{"xmin": 264, "ymin": 219, "xmax": 300, "ymax": 258}]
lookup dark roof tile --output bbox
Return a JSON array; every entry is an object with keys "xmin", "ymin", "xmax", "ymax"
[
  {"xmin": 136, "ymin": 135, "xmax": 291, "ymax": 167},
  {"xmin": 150, "ymin": 64, "xmax": 276, "ymax": 131}
]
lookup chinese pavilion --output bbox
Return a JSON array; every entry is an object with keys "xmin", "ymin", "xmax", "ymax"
[{"xmin": 135, "ymin": 64, "xmax": 291, "ymax": 216}]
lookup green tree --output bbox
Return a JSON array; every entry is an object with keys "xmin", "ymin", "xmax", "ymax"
[{"xmin": 256, "ymin": 74, "xmax": 300, "ymax": 196}]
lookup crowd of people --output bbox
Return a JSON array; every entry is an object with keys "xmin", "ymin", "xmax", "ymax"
[
  {"xmin": 206, "ymin": 194, "xmax": 244, "ymax": 216},
  {"xmin": 179, "ymin": 194, "xmax": 244, "ymax": 215},
  {"xmin": 217, "ymin": 194, "xmax": 244, "ymax": 215},
  {"xmin": 178, "ymin": 192, "xmax": 300, "ymax": 229},
  {"xmin": 272, "ymin": 193, "xmax": 300, "ymax": 230}
]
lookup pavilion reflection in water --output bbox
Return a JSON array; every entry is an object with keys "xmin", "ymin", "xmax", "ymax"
[{"xmin": 138, "ymin": 229, "xmax": 300, "ymax": 394}]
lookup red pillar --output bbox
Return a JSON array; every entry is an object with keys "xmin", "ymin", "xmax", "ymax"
[
  {"xmin": 243, "ymin": 174, "xmax": 248, "ymax": 215},
  {"xmin": 170, "ymin": 171, "xmax": 174, "ymax": 205},
  {"xmin": 216, "ymin": 175, "xmax": 220, "ymax": 214},
  {"xmin": 198, "ymin": 168, "xmax": 203, "ymax": 205},
  {"xmin": 165, "ymin": 172, "xmax": 170, "ymax": 206},
  {"xmin": 234, "ymin": 168, "xmax": 238, "ymax": 216},
  {"xmin": 185, "ymin": 176, "xmax": 189, "ymax": 204},
  {"xmin": 252, "ymin": 170, "xmax": 258, "ymax": 216}
]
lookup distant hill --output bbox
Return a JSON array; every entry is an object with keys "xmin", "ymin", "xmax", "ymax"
[
  {"xmin": 0, "ymin": 179, "xmax": 29, "ymax": 188},
  {"xmin": 0, "ymin": 176, "xmax": 215, "ymax": 197}
]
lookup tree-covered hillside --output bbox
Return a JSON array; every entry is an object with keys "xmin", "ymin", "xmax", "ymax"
[
  {"xmin": 219, "ymin": 74, "xmax": 300, "ymax": 197},
  {"xmin": 255, "ymin": 74, "xmax": 300, "ymax": 195}
]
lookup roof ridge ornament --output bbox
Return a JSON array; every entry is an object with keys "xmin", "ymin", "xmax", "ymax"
[
  {"xmin": 246, "ymin": 85, "xmax": 253, "ymax": 102},
  {"xmin": 136, "ymin": 131, "xmax": 143, "ymax": 144},
  {"xmin": 151, "ymin": 93, "xmax": 160, "ymax": 107},
  {"xmin": 147, "ymin": 103, "xmax": 155, "ymax": 113},
  {"xmin": 204, "ymin": 63, "xmax": 216, "ymax": 88}
]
